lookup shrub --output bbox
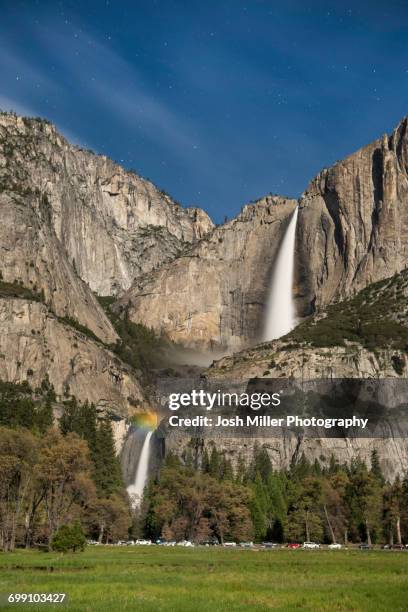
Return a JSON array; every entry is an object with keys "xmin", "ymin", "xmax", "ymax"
[
  {"xmin": 391, "ymin": 354, "xmax": 405, "ymax": 375},
  {"xmin": 288, "ymin": 272, "xmax": 408, "ymax": 351},
  {"xmin": 51, "ymin": 522, "xmax": 86, "ymax": 553}
]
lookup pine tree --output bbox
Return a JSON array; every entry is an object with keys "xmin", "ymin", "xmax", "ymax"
[
  {"xmin": 93, "ymin": 419, "xmax": 123, "ymax": 496},
  {"xmin": 235, "ymin": 454, "xmax": 247, "ymax": 485},
  {"xmin": 370, "ymin": 449, "xmax": 385, "ymax": 485},
  {"xmin": 208, "ymin": 447, "xmax": 221, "ymax": 479},
  {"xmin": 202, "ymin": 448, "xmax": 210, "ymax": 473},
  {"xmin": 59, "ymin": 399, "xmax": 97, "ymax": 455},
  {"xmin": 35, "ymin": 393, "xmax": 54, "ymax": 433},
  {"xmin": 254, "ymin": 447, "xmax": 273, "ymax": 482},
  {"xmin": 221, "ymin": 458, "xmax": 234, "ymax": 481}
]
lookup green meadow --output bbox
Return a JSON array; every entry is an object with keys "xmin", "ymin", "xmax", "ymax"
[{"xmin": 0, "ymin": 547, "xmax": 407, "ymax": 611}]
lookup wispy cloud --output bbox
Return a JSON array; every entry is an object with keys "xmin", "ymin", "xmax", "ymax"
[
  {"xmin": 32, "ymin": 24, "xmax": 206, "ymax": 158},
  {"xmin": 0, "ymin": 17, "xmax": 233, "ymax": 191}
]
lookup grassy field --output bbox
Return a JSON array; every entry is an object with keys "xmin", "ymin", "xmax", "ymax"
[{"xmin": 0, "ymin": 546, "xmax": 407, "ymax": 611}]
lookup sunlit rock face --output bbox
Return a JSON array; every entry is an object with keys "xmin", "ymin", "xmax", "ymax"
[
  {"xmin": 0, "ymin": 112, "xmax": 217, "ymax": 415},
  {"xmin": 122, "ymin": 117, "xmax": 408, "ymax": 352},
  {"xmin": 0, "ymin": 112, "xmax": 213, "ymax": 297},
  {"xmin": 295, "ymin": 117, "xmax": 408, "ymax": 317},
  {"xmin": 119, "ymin": 196, "xmax": 298, "ymax": 352},
  {"xmin": 163, "ymin": 336, "xmax": 408, "ymax": 481},
  {"xmin": 0, "ymin": 299, "xmax": 144, "ymax": 416},
  {"xmin": 0, "ymin": 111, "xmax": 213, "ymax": 413}
]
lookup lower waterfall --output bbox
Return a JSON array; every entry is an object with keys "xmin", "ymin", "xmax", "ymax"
[
  {"xmin": 126, "ymin": 430, "xmax": 153, "ymax": 509},
  {"xmin": 263, "ymin": 206, "xmax": 299, "ymax": 341}
]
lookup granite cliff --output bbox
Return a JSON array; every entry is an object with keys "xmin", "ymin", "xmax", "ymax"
[
  {"xmin": 123, "ymin": 117, "xmax": 408, "ymax": 351},
  {"xmin": 295, "ymin": 117, "xmax": 408, "ymax": 317},
  {"xmin": 0, "ymin": 112, "xmax": 213, "ymax": 297},
  {"xmin": 0, "ymin": 111, "xmax": 210, "ymax": 417},
  {"xmin": 2, "ymin": 109, "xmax": 408, "ymax": 478},
  {"xmin": 120, "ymin": 195, "xmax": 297, "ymax": 351},
  {"xmin": 0, "ymin": 298, "xmax": 143, "ymax": 417},
  {"xmin": 184, "ymin": 269, "xmax": 408, "ymax": 480}
]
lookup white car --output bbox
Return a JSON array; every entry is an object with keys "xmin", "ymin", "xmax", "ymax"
[
  {"xmin": 328, "ymin": 543, "xmax": 342, "ymax": 549},
  {"xmin": 303, "ymin": 541, "xmax": 320, "ymax": 549},
  {"xmin": 177, "ymin": 540, "xmax": 194, "ymax": 547},
  {"xmin": 135, "ymin": 539, "xmax": 152, "ymax": 546},
  {"xmin": 223, "ymin": 542, "xmax": 237, "ymax": 547}
]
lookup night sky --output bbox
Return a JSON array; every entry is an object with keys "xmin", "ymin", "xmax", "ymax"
[{"xmin": 1, "ymin": 1, "xmax": 408, "ymax": 222}]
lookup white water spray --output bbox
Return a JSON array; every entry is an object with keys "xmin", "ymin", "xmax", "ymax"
[
  {"xmin": 263, "ymin": 206, "xmax": 299, "ymax": 341},
  {"xmin": 127, "ymin": 430, "xmax": 153, "ymax": 509}
]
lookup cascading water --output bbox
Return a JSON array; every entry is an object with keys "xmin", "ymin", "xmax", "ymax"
[
  {"xmin": 263, "ymin": 206, "xmax": 299, "ymax": 341},
  {"xmin": 126, "ymin": 430, "xmax": 153, "ymax": 509}
]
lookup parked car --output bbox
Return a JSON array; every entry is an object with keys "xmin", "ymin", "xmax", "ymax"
[
  {"xmin": 303, "ymin": 542, "xmax": 320, "ymax": 549},
  {"xmin": 223, "ymin": 542, "xmax": 237, "ymax": 547},
  {"xmin": 201, "ymin": 539, "xmax": 219, "ymax": 547},
  {"xmin": 239, "ymin": 542, "xmax": 254, "ymax": 548},
  {"xmin": 328, "ymin": 543, "xmax": 342, "ymax": 550},
  {"xmin": 164, "ymin": 541, "xmax": 176, "ymax": 547},
  {"xmin": 392, "ymin": 544, "xmax": 406, "ymax": 550},
  {"xmin": 135, "ymin": 539, "xmax": 152, "ymax": 546},
  {"xmin": 287, "ymin": 543, "xmax": 301, "ymax": 549},
  {"xmin": 87, "ymin": 539, "xmax": 99, "ymax": 545},
  {"xmin": 382, "ymin": 544, "xmax": 391, "ymax": 550},
  {"xmin": 177, "ymin": 540, "xmax": 194, "ymax": 547},
  {"xmin": 359, "ymin": 543, "xmax": 372, "ymax": 550},
  {"xmin": 126, "ymin": 540, "xmax": 135, "ymax": 546},
  {"xmin": 262, "ymin": 542, "xmax": 279, "ymax": 549}
]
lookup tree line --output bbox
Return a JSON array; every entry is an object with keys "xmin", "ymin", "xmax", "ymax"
[
  {"xmin": 0, "ymin": 380, "xmax": 131, "ymax": 551},
  {"xmin": 141, "ymin": 443, "xmax": 408, "ymax": 546},
  {"xmin": 2, "ymin": 378, "xmax": 408, "ymax": 549}
]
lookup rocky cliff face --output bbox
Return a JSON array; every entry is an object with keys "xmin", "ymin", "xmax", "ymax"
[
  {"xmin": 0, "ymin": 113, "xmax": 213, "ymax": 297},
  {"xmin": 0, "ymin": 111, "xmax": 214, "ymax": 418},
  {"xmin": 296, "ymin": 117, "xmax": 408, "ymax": 316},
  {"xmin": 120, "ymin": 196, "xmax": 297, "ymax": 351},
  {"xmin": 0, "ymin": 298, "xmax": 144, "ymax": 416},
  {"xmin": 2, "ymin": 110, "xmax": 408, "ymax": 476},
  {"xmin": 0, "ymin": 190, "xmax": 117, "ymax": 344},
  {"xmin": 163, "ymin": 425, "xmax": 408, "ymax": 482},
  {"xmin": 193, "ymin": 342, "xmax": 408, "ymax": 480},
  {"xmin": 194, "ymin": 270, "xmax": 408, "ymax": 479},
  {"xmin": 122, "ymin": 117, "xmax": 408, "ymax": 350}
]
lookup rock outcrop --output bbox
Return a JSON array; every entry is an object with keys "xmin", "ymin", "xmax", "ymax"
[
  {"xmin": 123, "ymin": 117, "xmax": 408, "ymax": 350},
  {"xmin": 193, "ymin": 270, "xmax": 408, "ymax": 479},
  {"xmin": 2, "ymin": 109, "xmax": 408, "ymax": 477},
  {"xmin": 296, "ymin": 117, "xmax": 408, "ymax": 316},
  {"xmin": 0, "ymin": 190, "xmax": 117, "ymax": 344},
  {"xmin": 0, "ymin": 299, "xmax": 144, "ymax": 416},
  {"xmin": 120, "ymin": 196, "xmax": 298, "ymax": 351},
  {"xmin": 190, "ymin": 339, "xmax": 408, "ymax": 480},
  {"xmin": 0, "ymin": 111, "xmax": 213, "ymax": 417},
  {"xmin": 0, "ymin": 112, "xmax": 213, "ymax": 297}
]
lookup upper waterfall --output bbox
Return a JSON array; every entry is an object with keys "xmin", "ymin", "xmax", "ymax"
[
  {"xmin": 263, "ymin": 206, "xmax": 299, "ymax": 341},
  {"xmin": 127, "ymin": 430, "xmax": 153, "ymax": 509}
]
